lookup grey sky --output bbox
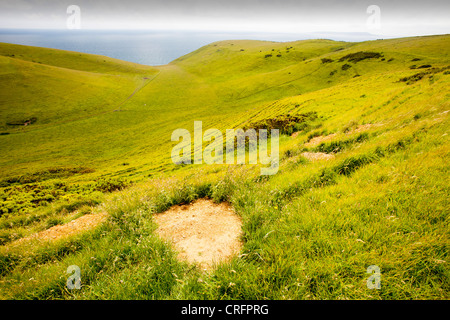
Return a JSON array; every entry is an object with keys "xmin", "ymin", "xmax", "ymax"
[{"xmin": 0, "ymin": 0, "xmax": 449, "ymax": 37}]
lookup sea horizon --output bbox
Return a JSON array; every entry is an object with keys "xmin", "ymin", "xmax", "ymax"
[{"xmin": 0, "ymin": 28, "xmax": 386, "ymax": 66}]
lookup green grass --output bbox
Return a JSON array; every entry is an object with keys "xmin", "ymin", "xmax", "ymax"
[{"xmin": 0, "ymin": 34, "xmax": 449, "ymax": 300}]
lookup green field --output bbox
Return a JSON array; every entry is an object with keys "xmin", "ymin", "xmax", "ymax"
[{"xmin": 0, "ymin": 34, "xmax": 449, "ymax": 299}]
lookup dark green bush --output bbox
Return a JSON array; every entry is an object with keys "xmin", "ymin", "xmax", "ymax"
[
  {"xmin": 321, "ymin": 58, "xmax": 334, "ymax": 64},
  {"xmin": 341, "ymin": 64, "xmax": 352, "ymax": 71},
  {"xmin": 339, "ymin": 51, "xmax": 383, "ymax": 63},
  {"xmin": 399, "ymin": 72, "xmax": 427, "ymax": 84},
  {"xmin": 244, "ymin": 112, "xmax": 319, "ymax": 136}
]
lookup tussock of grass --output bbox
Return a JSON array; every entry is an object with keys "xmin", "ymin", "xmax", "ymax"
[{"xmin": 313, "ymin": 132, "xmax": 369, "ymax": 154}]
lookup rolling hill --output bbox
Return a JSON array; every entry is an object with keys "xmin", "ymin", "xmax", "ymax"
[{"xmin": 0, "ymin": 34, "xmax": 448, "ymax": 299}]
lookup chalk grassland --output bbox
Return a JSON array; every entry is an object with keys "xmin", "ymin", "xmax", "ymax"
[{"xmin": 0, "ymin": 35, "xmax": 449, "ymax": 299}]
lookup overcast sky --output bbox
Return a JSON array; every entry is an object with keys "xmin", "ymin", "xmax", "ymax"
[{"xmin": 0, "ymin": 0, "xmax": 449, "ymax": 37}]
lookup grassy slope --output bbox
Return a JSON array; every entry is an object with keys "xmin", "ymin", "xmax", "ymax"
[
  {"xmin": 0, "ymin": 35, "xmax": 449, "ymax": 299},
  {"xmin": 1, "ymin": 36, "xmax": 446, "ymax": 180}
]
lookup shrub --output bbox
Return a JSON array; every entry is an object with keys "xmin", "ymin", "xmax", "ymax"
[
  {"xmin": 6, "ymin": 117, "xmax": 38, "ymax": 126},
  {"xmin": 93, "ymin": 178, "xmax": 129, "ymax": 193},
  {"xmin": 399, "ymin": 72, "xmax": 427, "ymax": 84},
  {"xmin": 321, "ymin": 58, "xmax": 334, "ymax": 64},
  {"xmin": 341, "ymin": 64, "xmax": 352, "ymax": 71},
  {"xmin": 339, "ymin": 51, "xmax": 382, "ymax": 62},
  {"xmin": 244, "ymin": 112, "xmax": 319, "ymax": 136},
  {"xmin": 399, "ymin": 66, "xmax": 448, "ymax": 84}
]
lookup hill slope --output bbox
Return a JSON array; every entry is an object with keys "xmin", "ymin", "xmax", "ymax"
[{"xmin": 0, "ymin": 35, "xmax": 448, "ymax": 300}]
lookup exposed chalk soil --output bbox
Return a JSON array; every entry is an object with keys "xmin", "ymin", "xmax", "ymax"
[
  {"xmin": 301, "ymin": 152, "xmax": 335, "ymax": 161},
  {"xmin": 304, "ymin": 133, "xmax": 338, "ymax": 147},
  {"xmin": 153, "ymin": 199, "xmax": 243, "ymax": 271},
  {"xmin": 5, "ymin": 212, "xmax": 108, "ymax": 249}
]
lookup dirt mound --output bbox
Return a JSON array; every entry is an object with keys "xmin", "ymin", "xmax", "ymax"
[{"xmin": 153, "ymin": 199, "xmax": 243, "ymax": 271}]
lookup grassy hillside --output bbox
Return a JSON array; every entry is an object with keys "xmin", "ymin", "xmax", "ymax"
[{"xmin": 0, "ymin": 35, "xmax": 449, "ymax": 299}]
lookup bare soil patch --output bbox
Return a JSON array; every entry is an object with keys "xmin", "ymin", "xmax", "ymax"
[
  {"xmin": 6, "ymin": 212, "xmax": 107, "ymax": 248},
  {"xmin": 304, "ymin": 133, "xmax": 338, "ymax": 147},
  {"xmin": 301, "ymin": 152, "xmax": 335, "ymax": 161},
  {"xmin": 346, "ymin": 123, "xmax": 375, "ymax": 135},
  {"xmin": 291, "ymin": 131, "xmax": 301, "ymax": 139},
  {"xmin": 153, "ymin": 199, "xmax": 243, "ymax": 271}
]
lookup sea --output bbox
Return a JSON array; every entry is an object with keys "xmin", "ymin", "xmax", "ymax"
[{"xmin": 0, "ymin": 29, "xmax": 380, "ymax": 66}]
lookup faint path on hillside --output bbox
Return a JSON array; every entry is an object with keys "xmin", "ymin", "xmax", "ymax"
[
  {"xmin": 114, "ymin": 71, "xmax": 162, "ymax": 111},
  {"xmin": 6, "ymin": 70, "xmax": 162, "ymax": 134}
]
